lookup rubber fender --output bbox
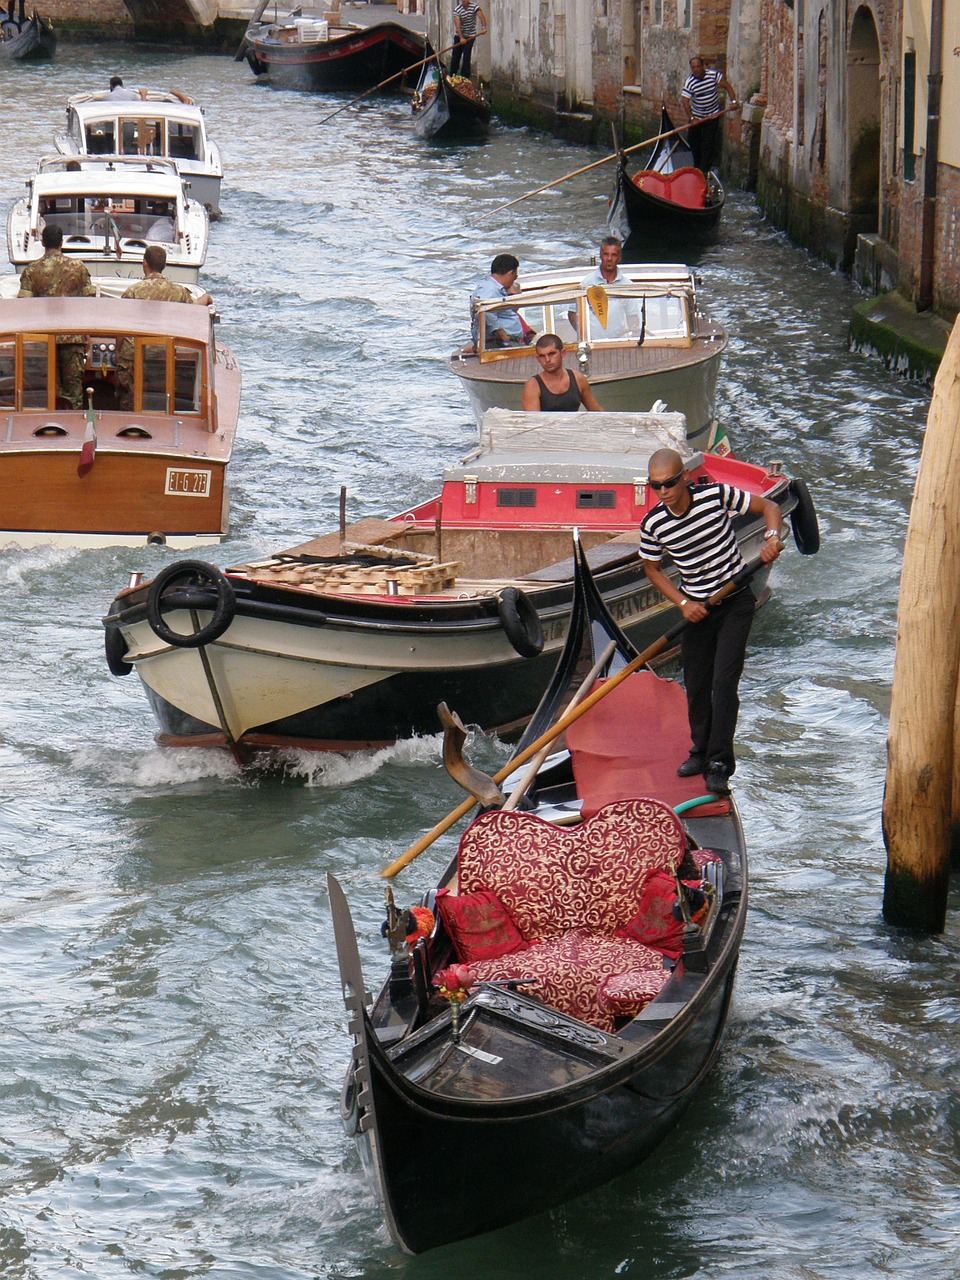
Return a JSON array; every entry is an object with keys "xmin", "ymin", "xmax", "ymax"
[
  {"xmin": 146, "ymin": 559, "xmax": 236, "ymax": 649},
  {"xmin": 789, "ymin": 477, "xmax": 820, "ymax": 556},
  {"xmin": 497, "ymin": 587, "xmax": 545, "ymax": 658}
]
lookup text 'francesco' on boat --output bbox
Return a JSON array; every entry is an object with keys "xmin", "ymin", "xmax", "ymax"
[
  {"xmin": 451, "ymin": 263, "xmax": 728, "ymax": 450},
  {"xmin": 0, "ymin": 293, "xmax": 240, "ymax": 548},
  {"xmin": 329, "ymin": 539, "xmax": 759, "ymax": 1253},
  {"xmin": 100, "ymin": 408, "xmax": 819, "ymax": 758},
  {"xmin": 7, "ymin": 156, "xmax": 209, "ymax": 284}
]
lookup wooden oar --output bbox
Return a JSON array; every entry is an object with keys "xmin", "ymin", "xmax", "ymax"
[
  {"xmin": 489, "ymin": 106, "xmax": 736, "ymax": 215},
  {"xmin": 234, "ymin": 0, "xmax": 270, "ymax": 60},
  {"xmin": 381, "ymin": 556, "xmax": 763, "ymax": 878},
  {"xmin": 315, "ymin": 39, "xmax": 467, "ymax": 125}
]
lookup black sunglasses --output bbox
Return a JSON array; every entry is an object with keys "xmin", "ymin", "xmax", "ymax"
[{"xmin": 648, "ymin": 470, "xmax": 686, "ymax": 491}]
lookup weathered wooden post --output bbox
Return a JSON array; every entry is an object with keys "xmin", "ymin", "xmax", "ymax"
[{"xmin": 883, "ymin": 317, "xmax": 960, "ymax": 931}]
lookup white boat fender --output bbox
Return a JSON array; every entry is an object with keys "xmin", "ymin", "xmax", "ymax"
[
  {"xmin": 497, "ymin": 587, "xmax": 544, "ymax": 658},
  {"xmin": 146, "ymin": 559, "xmax": 237, "ymax": 649},
  {"xmin": 788, "ymin": 477, "xmax": 820, "ymax": 556}
]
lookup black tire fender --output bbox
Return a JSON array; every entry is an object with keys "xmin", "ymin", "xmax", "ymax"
[
  {"xmin": 104, "ymin": 624, "xmax": 133, "ymax": 676},
  {"xmin": 146, "ymin": 560, "xmax": 236, "ymax": 649},
  {"xmin": 497, "ymin": 587, "xmax": 544, "ymax": 658},
  {"xmin": 789, "ymin": 477, "xmax": 820, "ymax": 556}
]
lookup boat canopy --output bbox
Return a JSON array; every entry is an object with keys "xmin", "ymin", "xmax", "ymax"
[{"xmin": 59, "ymin": 95, "xmax": 214, "ymax": 167}]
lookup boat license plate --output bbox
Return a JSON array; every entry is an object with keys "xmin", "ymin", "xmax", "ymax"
[{"xmin": 165, "ymin": 467, "xmax": 212, "ymax": 498}]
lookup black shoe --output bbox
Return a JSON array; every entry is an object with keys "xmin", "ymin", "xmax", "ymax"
[
  {"xmin": 704, "ymin": 761, "xmax": 731, "ymax": 795},
  {"xmin": 677, "ymin": 755, "xmax": 704, "ymax": 778}
]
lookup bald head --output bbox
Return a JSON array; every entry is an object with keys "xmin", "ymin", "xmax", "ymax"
[{"xmin": 649, "ymin": 448, "xmax": 684, "ymax": 477}]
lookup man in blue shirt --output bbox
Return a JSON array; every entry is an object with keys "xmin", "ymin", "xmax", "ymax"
[
  {"xmin": 579, "ymin": 236, "xmax": 641, "ymax": 339},
  {"xmin": 471, "ymin": 253, "xmax": 526, "ymax": 348}
]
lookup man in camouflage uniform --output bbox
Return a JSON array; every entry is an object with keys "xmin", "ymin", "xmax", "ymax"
[
  {"xmin": 17, "ymin": 224, "xmax": 95, "ymax": 411},
  {"xmin": 116, "ymin": 245, "xmax": 213, "ymax": 408}
]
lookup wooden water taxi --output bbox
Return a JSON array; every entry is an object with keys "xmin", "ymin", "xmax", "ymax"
[
  {"xmin": 7, "ymin": 156, "xmax": 209, "ymax": 284},
  {"xmin": 610, "ymin": 107, "xmax": 725, "ymax": 245},
  {"xmin": 329, "ymin": 539, "xmax": 750, "ymax": 1251},
  {"xmin": 55, "ymin": 89, "xmax": 224, "ymax": 219},
  {"xmin": 450, "ymin": 264, "xmax": 728, "ymax": 448},
  {"xmin": 100, "ymin": 409, "xmax": 817, "ymax": 754},
  {"xmin": 0, "ymin": 295, "xmax": 240, "ymax": 548},
  {"xmin": 244, "ymin": 12, "xmax": 429, "ymax": 90}
]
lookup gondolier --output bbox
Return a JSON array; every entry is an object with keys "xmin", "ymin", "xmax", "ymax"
[
  {"xmin": 449, "ymin": 0, "xmax": 486, "ymax": 80},
  {"xmin": 680, "ymin": 56, "xmax": 737, "ymax": 174},
  {"xmin": 639, "ymin": 447, "xmax": 781, "ymax": 795}
]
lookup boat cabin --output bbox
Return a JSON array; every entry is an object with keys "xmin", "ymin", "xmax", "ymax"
[
  {"xmin": 470, "ymin": 265, "xmax": 700, "ymax": 362},
  {"xmin": 55, "ymin": 91, "xmax": 223, "ymax": 216},
  {"xmin": 0, "ymin": 296, "xmax": 218, "ymax": 421},
  {"xmin": 7, "ymin": 157, "xmax": 208, "ymax": 282}
]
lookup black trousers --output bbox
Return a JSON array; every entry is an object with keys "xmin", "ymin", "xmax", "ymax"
[
  {"xmin": 680, "ymin": 587, "xmax": 755, "ymax": 774},
  {"xmin": 450, "ymin": 36, "xmax": 475, "ymax": 78},
  {"xmin": 688, "ymin": 115, "xmax": 720, "ymax": 174}
]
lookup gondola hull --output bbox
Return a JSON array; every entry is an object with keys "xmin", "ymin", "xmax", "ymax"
[
  {"xmin": 0, "ymin": 10, "xmax": 56, "ymax": 59},
  {"xmin": 413, "ymin": 76, "xmax": 491, "ymax": 140}
]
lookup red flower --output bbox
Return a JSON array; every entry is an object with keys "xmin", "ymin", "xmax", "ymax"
[{"xmin": 435, "ymin": 964, "xmax": 475, "ymax": 997}]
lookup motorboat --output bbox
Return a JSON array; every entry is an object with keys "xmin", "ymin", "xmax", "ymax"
[
  {"xmin": 450, "ymin": 264, "xmax": 728, "ymax": 449},
  {"xmin": 0, "ymin": 3, "xmax": 55, "ymax": 59},
  {"xmin": 329, "ymin": 538, "xmax": 750, "ymax": 1251},
  {"xmin": 243, "ymin": 10, "xmax": 429, "ymax": 90},
  {"xmin": 412, "ymin": 64, "xmax": 491, "ymax": 140},
  {"xmin": 7, "ymin": 155, "xmax": 209, "ymax": 284},
  {"xmin": 610, "ymin": 106, "xmax": 724, "ymax": 245},
  {"xmin": 100, "ymin": 409, "xmax": 818, "ymax": 755},
  {"xmin": 0, "ymin": 294, "xmax": 240, "ymax": 548},
  {"xmin": 54, "ymin": 89, "xmax": 224, "ymax": 218}
]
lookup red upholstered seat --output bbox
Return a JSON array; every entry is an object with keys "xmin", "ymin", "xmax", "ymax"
[
  {"xmin": 468, "ymin": 930, "xmax": 670, "ymax": 1031},
  {"xmin": 634, "ymin": 166, "xmax": 708, "ymax": 209}
]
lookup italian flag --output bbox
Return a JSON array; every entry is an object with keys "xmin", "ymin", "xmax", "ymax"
[{"xmin": 77, "ymin": 397, "xmax": 97, "ymax": 477}]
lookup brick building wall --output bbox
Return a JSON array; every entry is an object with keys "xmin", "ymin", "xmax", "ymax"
[{"xmin": 41, "ymin": 0, "xmax": 132, "ymax": 34}]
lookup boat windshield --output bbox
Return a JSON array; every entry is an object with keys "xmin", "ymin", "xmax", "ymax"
[
  {"xmin": 0, "ymin": 332, "xmax": 206, "ymax": 416},
  {"xmin": 82, "ymin": 116, "xmax": 203, "ymax": 162},
  {"xmin": 475, "ymin": 286, "xmax": 690, "ymax": 359},
  {"xmin": 38, "ymin": 195, "xmax": 180, "ymax": 244}
]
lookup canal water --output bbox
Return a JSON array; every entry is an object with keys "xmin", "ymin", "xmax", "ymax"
[{"xmin": 1, "ymin": 41, "xmax": 956, "ymax": 1280}]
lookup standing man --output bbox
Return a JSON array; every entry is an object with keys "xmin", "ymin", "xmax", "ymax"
[
  {"xmin": 108, "ymin": 76, "xmax": 141, "ymax": 101},
  {"xmin": 639, "ymin": 447, "xmax": 782, "ymax": 795},
  {"xmin": 578, "ymin": 236, "xmax": 641, "ymax": 338},
  {"xmin": 521, "ymin": 334, "xmax": 604, "ymax": 411},
  {"xmin": 470, "ymin": 253, "xmax": 528, "ymax": 348},
  {"xmin": 17, "ymin": 224, "xmax": 95, "ymax": 410},
  {"xmin": 680, "ymin": 56, "xmax": 738, "ymax": 175},
  {"xmin": 449, "ymin": 0, "xmax": 486, "ymax": 80}
]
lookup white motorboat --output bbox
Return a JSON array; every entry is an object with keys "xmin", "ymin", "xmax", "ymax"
[
  {"xmin": 55, "ymin": 89, "xmax": 224, "ymax": 218},
  {"xmin": 7, "ymin": 155, "xmax": 209, "ymax": 284},
  {"xmin": 449, "ymin": 264, "xmax": 728, "ymax": 451}
]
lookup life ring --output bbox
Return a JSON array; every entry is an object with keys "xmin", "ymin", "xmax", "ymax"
[
  {"xmin": 146, "ymin": 560, "xmax": 236, "ymax": 649},
  {"xmin": 789, "ymin": 477, "xmax": 820, "ymax": 556},
  {"xmin": 497, "ymin": 587, "xmax": 544, "ymax": 658},
  {"xmin": 104, "ymin": 624, "xmax": 133, "ymax": 676}
]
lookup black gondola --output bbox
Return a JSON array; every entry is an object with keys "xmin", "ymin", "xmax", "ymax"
[
  {"xmin": 610, "ymin": 105, "xmax": 724, "ymax": 243},
  {"xmin": 0, "ymin": 2, "xmax": 55, "ymax": 59},
  {"xmin": 412, "ymin": 63, "xmax": 491, "ymax": 140},
  {"xmin": 330, "ymin": 536, "xmax": 751, "ymax": 1253}
]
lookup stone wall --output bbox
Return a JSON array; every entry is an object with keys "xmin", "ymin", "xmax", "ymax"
[{"xmin": 41, "ymin": 0, "xmax": 133, "ymax": 35}]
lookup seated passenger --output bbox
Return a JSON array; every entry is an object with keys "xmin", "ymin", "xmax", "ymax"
[
  {"xmin": 577, "ymin": 236, "xmax": 642, "ymax": 340},
  {"xmin": 470, "ymin": 253, "xmax": 530, "ymax": 349},
  {"xmin": 145, "ymin": 201, "xmax": 176, "ymax": 243},
  {"xmin": 521, "ymin": 334, "xmax": 603, "ymax": 412}
]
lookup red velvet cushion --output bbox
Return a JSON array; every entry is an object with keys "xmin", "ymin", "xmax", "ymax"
[
  {"xmin": 615, "ymin": 870, "xmax": 686, "ymax": 958},
  {"xmin": 436, "ymin": 888, "xmax": 527, "ymax": 963}
]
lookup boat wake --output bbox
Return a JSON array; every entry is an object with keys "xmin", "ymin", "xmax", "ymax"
[
  {"xmin": 274, "ymin": 734, "xmax": 445, "ymax": 788},
  {"xmin": 70, "ymin": 743, "xmax": 242, "ymax": 790}
]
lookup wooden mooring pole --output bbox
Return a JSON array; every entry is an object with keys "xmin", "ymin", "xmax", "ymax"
[{"xmin": 882, "ymin": 316, "xmax": 960, "ymax": 931}]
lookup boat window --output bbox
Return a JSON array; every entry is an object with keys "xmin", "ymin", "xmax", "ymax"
[
  {"xmin": 168, "ymin": 123, "xmax": 201, "ymax": 161},
  {"xmin": 141, "ymin": 344, "xmax": 168, "ymax": 412},
  {"xmin": 85, "ymin": 122, "xmax": 116, "ymax": 153},
  {"xmin": 497, "ymin": 488, "xmax": 537, "ymax": 507},
  {"xmin": 22, "ymin": 340, "xmax": 50, "ymax": 409},
  {"xmin": 119, "ymin": 117, "xmax": 164, "ymax": 156},
  {"xmin": 0, "ymin": 341, "xmax": 15, "ymax": 408},
  {"xmin": 173, "ymin": 345, "xmax": 202, "ymax": 413}
]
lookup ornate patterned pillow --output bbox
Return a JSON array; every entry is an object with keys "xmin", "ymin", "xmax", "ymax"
[
  {"xmin": 615, "ymin": 870, "xmax": 686, "ymax": 958},
  {"xmin": 436, "ymin": 888, "xmax": 528, "ymax": 963}
]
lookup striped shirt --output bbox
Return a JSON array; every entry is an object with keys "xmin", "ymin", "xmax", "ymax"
[
  {"xmin": 454, "ymin": 1, "xmax": 481, "ymax": 39},
  {"xmin": 681, "ymin": 68, "xmax": 724, "ymax": 118},
  {"xmin": 639, "ymin": 483, "xmax": 752, "ymax": 599}
]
